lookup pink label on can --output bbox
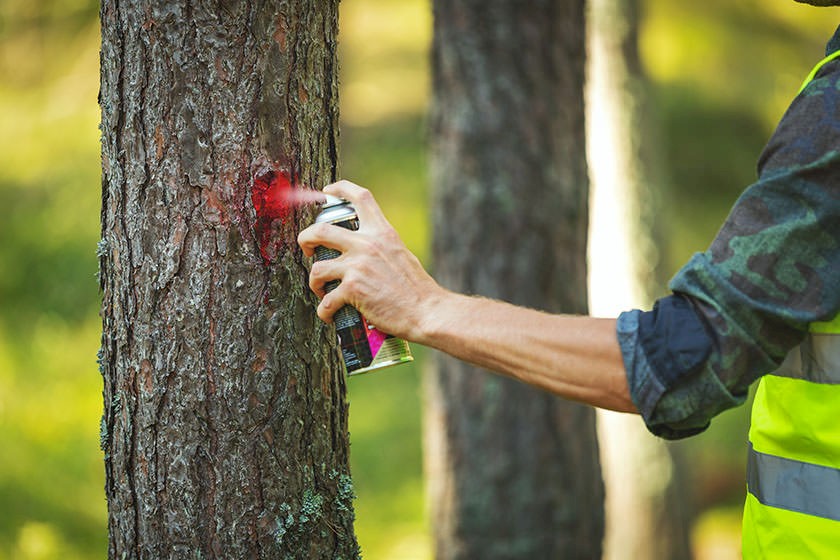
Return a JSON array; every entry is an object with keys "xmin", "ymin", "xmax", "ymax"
[{"xmin": 365, "ymin": 321, "xmax": 387, "ymax": 358}]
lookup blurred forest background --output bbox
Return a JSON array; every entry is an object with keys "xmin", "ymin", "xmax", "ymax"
[{"xmin": 0, "ymin": 0, "xmax": 836, "ymax": 558}]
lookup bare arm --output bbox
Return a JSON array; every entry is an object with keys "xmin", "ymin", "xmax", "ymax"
[
  {"xmin": 414, "ymin": 290, "xmax": 635, "ymax": 412},
  {"xmin": 298, "ymin": 180, "xmax": 637, "ymax": 414}
]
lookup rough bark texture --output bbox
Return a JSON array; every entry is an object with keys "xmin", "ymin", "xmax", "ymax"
[
  {"xmin": 586, "ymin": 0, "xmax": 692, "ymax": 557},
  {"xmin": 98, "ymin": 1, "xmax": 359, "ymax": 558},
  {"xmin": 426, "ymin": 1, "xmax": 604, "ymax": 558}
]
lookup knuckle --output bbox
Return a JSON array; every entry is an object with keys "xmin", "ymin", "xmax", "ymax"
[
  {"xmin": 357, "ymin": 187, "xmax": 373, "ymax": 202},
  {"xmin": 382, "ymin": 227, "xmax": 400, "ymax": 245},
  {"xmin": 309, "ymin": 259, "xmax": 325, "ymax": 277},
  {"xmin": 341, "ymin": 274, "xmax": 365, "ymax": 299},
  {"xmin": 367, "ymin": 240, "xmax": 384, "ymax": 258},
  {"xmin": 312, "ymin": 222, "xmax": 332, "ymax": 239},
  {"xmin": 298, "ymin": 228, "xmax": 319, "ymax": 251},
  {"xmin": 367, "ymin": 235, "xmax": 391, "ymax": 257},
  {"xmin": 297, "ymin": 228, "xmax": 312, "ymax": 248},
  {"xmin": 309, "ymin": 261, "xmax": 337, "ymax": 292},
  {"xmin": 341, "ymin": 274, "xmax": 358, "ymax": 293},
  {"xmin": 357, "ymin": 235, "xmax": 373, "ymax": 250},
  {"xmin": 319, "ymin": 295, "xmax": 337, "ymax": 318},
  {"xmin": 308, "ymin": 270, "xmax": 322, "ymax": 293},
  {"xmin": 317, "ymin": 305, "xmax": 331, "ymax": 323}
]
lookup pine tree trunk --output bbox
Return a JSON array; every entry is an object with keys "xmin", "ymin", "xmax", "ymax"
[
  {"xmin": 98, "ymin": 1, "xmax": 359, "ymax": 558},
  {"xmin": 426, "ymin": 1, "xmax": 604, "ymax": 558},
  {"xmin": 586, "ymin": 0, "xmax": 691, "ymax": 557}
]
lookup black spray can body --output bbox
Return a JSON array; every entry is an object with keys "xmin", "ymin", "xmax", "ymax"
[{"xmin": 313, "ymin": 195, "xmax": 414, "ymax": 375}]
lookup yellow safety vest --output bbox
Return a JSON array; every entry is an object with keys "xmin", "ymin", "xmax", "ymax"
[
  {"xmin": 741, "ymin": 51, "xmax": 840, "ymax": 559},
  {"xmin": 742, "ymin": 312, "xmax": 840, "ymax": 558}
]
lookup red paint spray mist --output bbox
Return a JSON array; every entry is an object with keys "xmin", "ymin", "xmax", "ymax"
[
  {"xmin": 251, "ymin": 169, "xmax": 326, "ymax": 263},
  {"xmin": 251, "ymin": 169, "xmax": 295, "ymax": 263}
]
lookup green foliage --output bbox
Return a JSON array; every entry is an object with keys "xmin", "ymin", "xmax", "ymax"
[
  {"xmin": 345, "ymin": 355, "xmax": 428, "ymax": 559},
  {"xmin": 0, "ymin": 1, "xmax": 105, "ymax": 558}
]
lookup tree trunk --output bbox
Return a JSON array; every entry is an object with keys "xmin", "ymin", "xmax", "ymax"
[
  {"xmin": 586, "ymin": 0, "xmax": 691, "ymax": 558},
  {"xmin": 98, "ymin": 1, "xmax": 359, "ymax": 558},
  {"xmin": 426, "ymin": 1, "xmax": 604, "ymax": 558}
]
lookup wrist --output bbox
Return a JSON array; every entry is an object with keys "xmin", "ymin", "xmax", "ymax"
[{"xmin": 410, "ymin": 285, "xmax": 459, "ymax": 347}]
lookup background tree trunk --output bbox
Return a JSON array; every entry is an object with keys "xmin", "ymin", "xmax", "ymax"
[
  {"xmin": 586, "ymin": 0, "xmax": 692, "ymax": 558},
  {"xmin": 425, "ymin": 1, "xmax": 604, "ymax": 558},
  {"xmin": 98, "ymin": 1, "xmax": 359, "ymax": 558}
]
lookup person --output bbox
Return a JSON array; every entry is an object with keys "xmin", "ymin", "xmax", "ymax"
[{"xmin": 298, "ymin": 9, "xmax": 840, "ymax": 559}]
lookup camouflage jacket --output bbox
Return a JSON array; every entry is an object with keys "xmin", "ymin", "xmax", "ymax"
[{"xmin": 618, "ymin": 26, "xmax": 840, "ymax": 439}]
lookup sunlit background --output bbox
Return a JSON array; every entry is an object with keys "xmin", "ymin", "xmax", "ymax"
[{"xmin": 0, "ymin": 0, "xmax": 836, "ymax": 558}]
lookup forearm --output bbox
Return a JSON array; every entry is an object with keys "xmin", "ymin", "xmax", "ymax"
[{"xmin": 414, "ymin": 290, "xmax": 637, "ymax": 413}]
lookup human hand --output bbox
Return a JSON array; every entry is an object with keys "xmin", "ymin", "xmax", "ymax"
[{"xmin": 297, "ymin": 180, "xmax": 445, "ymax": 342}]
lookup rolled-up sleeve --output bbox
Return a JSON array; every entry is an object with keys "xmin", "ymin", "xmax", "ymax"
[
  {"xmin": 617, "ymin": 56, "xmax": 840, "ymax": 439},
  {"xmin": 619, "ymin": 297, "xmax": 752, "ymax": 440}
]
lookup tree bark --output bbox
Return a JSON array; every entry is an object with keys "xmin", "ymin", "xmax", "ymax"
[
  {"xmin": 586, "ymin": 0, "xmax": 691, "ymax": 557},
  {"xmin": 426, "ymin": 1, "xmax": 604, "ymax": 558},
  {"xmin": 98, "ymin": 1, "xmax": 359, "ymax": 558}
]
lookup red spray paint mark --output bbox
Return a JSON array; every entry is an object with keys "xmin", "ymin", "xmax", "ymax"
[{"xmin": 252, "ymin": 169, "xmax": 294, "ymax": 264}]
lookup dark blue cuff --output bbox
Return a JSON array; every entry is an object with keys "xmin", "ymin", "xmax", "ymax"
[
  {"xmin": 637, "ymin": 294, "xmax": 713, "ymax": 391},
  {"xmin": 618, "ymin": 294, "xmax": 717, "ymax": 440}
]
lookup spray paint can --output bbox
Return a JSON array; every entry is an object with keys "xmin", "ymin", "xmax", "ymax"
[{"xmin": 313, "ymin": 194, "xmax": 414, "ymax": 376}]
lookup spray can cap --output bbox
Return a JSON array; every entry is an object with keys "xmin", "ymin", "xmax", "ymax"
[
  {"xmin": 315, "ymin": 194, "xmax": 355, "ymax": 224},
  {"xmin": 322, "ymin": 194, "xmax": 347, "ymax": 209}
]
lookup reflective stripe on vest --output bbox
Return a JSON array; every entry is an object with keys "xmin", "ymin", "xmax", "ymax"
[{"xmin": 747, "ymin": 442, "xmax": 840, "ymax": 522}]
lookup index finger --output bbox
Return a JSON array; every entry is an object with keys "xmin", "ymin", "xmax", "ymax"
[
  {"xmin": 323, "ymin": 180, "xmax": 389, "ymax": 228},
  {"xmin": 297, "ymin": 221, "xmax": 355, "ymax": 257}
]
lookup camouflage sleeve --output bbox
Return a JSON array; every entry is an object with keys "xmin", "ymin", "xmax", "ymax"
[{"xmin": 618, "ymin": 58, "xmax": 840, "ymax": 439}]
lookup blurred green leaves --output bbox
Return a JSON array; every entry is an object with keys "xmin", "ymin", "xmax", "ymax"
[
  {"xmin": 0, "ymin": 0, "xmax": 103, "ymax": 558},
  {"xmin": 0, "ymin": 0, "xmax": 100, "ymax": 333},
  {"xmin": 643, "ymin": 0, "xmax": 838, "ymax": 270}
]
